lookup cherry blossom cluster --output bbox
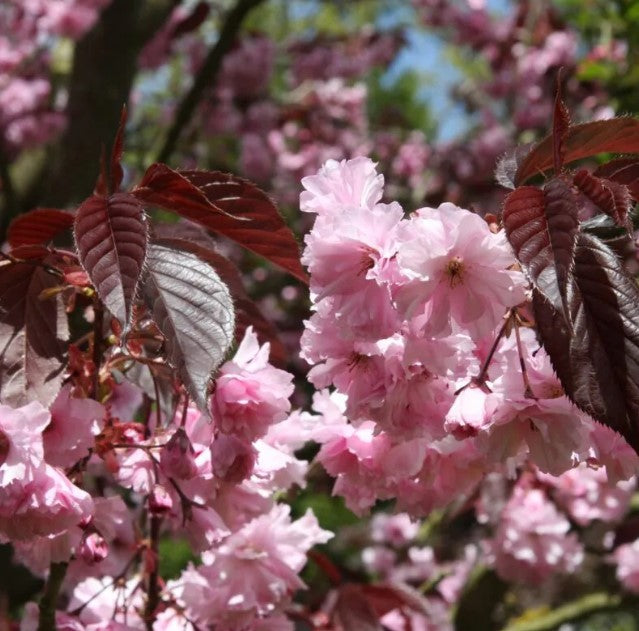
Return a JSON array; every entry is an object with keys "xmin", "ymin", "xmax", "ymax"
[
  {"xmin": 0, "ymin": 0, "xmax": 110, "ymax": 156},
  {"xmin": 0, "ymin": 327, "xmax": 330, "ymax": 629},
  {"xmin": 299, "ymin": 156, "xmax": 639, "ymax": 587}
]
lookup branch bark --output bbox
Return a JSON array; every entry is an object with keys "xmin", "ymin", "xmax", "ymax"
[
  {"xmin": 26, "ymin": 0, "xmax": 176, "ymax": 212},
  {"xmin": 156, "ymin": 0, "xmax": 266, "ymax": 164}
]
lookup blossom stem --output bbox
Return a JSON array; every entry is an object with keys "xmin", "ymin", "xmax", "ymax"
[
  {"xmin": 92, "ymin": 297, "xmax": 104, "ymax": 400},
  {"xmin": 37, "ymin": 562, "xmax": 68, "ymax": 631},
  {"xmin": 144, "ymin": 515, "xmax": 162, "ymax": 630}
]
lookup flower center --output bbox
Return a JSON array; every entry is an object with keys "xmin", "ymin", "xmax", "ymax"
[{"xmin": 444, "ymin": 256, "xmax": 465, "ymax": 287}]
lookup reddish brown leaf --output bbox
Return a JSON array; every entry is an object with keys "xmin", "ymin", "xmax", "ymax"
[
  {"xmin": 533, "ymin": 232, "xmax": 639, "ymax": 454},
  {"xmin": 74, "ymin": 193, "xmax": 148, "ymax": 327},
  {"xmin": 7, "ymin": 209, "xmax": 74, "ymax": 249},
  {"xmin": 594, "ymin": 158, "xmax": 639, "ymax": 200},
  {"xmin": 133, "ymin": 163, "xmax": 238, "ymax": 220},
  {"xmin": 360, "ymin": 583, "xmax": 431, "ymax": 618},
  {"xmin": 154, "ymin": 234, "xmax": 287, "ymax": 366},
  {"xmin": 137, "ymin": 167, "xmax": 307, "ymax": 283},
  {"xmin": 110, "ymin": 105, "xmax": 127, "ymax": 193},
  {"xmin": 0, "ymin": 260, "xmax": 69, "ymax": 407},
  {"xmin": 333, "ymin": 584, "xmax": 383, "ymax": 631},
  {"xmin": 502, "ymin": 178, "xmax": 579, "ymax": 313},
  {"xmin": 516, "ymin": 117, "xmax": 639, "ymax": 186},
  {"xmin": 573, "ymin": 169, "xmax": 632, "ymax": 228},
  {"xmin": 552, "ymin": 72, "xmax": 570, "ymax": 173},
  {"xmin": 495, "ymin": 143, "xmax": 534, "ymax": 190}
]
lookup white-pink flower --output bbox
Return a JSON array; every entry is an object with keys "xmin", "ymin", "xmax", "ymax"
[
  {"xmin": 395, "ymin": 203, "xmax": 526, "ymax": 339},
  {"xmin": 212, "ymin": 327, "xmax": 294, "ymax": 442},
  {"xmin": 0, "ymin": 402, "xmax": 93, "ymax": 541}
]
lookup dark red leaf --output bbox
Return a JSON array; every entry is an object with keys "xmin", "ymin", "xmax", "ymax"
[
  {"xmin": 143, "ymin": 167, "xmax": 307, "ymax": 283},
  {"xmin": 154, "ymin": 234, "xmax": 287, "ymax": 366},
  {"xmin": 573, "ymin": 169, "xmax": 632, "ymax": 228},
  {"xmin": 552, "ymin": 72, "xmax": 570, "ymax": 174},
  {"xmin": 594, "ymin": 158, "xmax": 639, "ymax": 200},
  {"xmin": 360, "ymin": 583, "xmax": 431, "ymax": 618},
  {"xmin": 0, "ymin": 260, "xmax": 69, "ymax": 407},
  {"xmin": 533, "ymin": 232, "xmax": 639, "ymax": 453},
  {"xmin": 516, "ymin": 117, "xmax": 639, "ymax": 186},
  {"xmin": 143, "ymin": 243, "xmax": 235, "ymax": 412},
  {"xmin": 74, "ymin": 193, "xmax": 148, "ymax": 328},
  {"xmin": 109, "ymin": 105, "xmax": 127, "ymax": 193},
  {"xmin": 133, "ymin": 163, "xmax": 238, "ymax": 220},
  {"xmin": 502, "ymin": 178, "xmax": 579, "ymax": 313},
  {"xmin": 333, "ymin": 584, "xmax": 383, "ymax": 631},
  {"xmin": 7, "ymin": 209, "xmax": 74, "ymax": 249}
]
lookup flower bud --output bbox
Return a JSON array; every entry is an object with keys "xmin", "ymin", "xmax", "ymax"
[
  {"xmin": 0, "ymin": 430, "xmax": 9, "ymax": 467},
  {"xmin": 148, "ymin": 484, "xmax": 173, "ymax": 514},
  {"xmin": 160, "ymin": 428, "xmax": 198, "ymax": 480},
  {"xmin": 80, "ymin": 532, "xmax": 108, "ymax": 565},
  {"xmin": 211, "ymin": 434, "xmax": 256, "ymax": 484}
]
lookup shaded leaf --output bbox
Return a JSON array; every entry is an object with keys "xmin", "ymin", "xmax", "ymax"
[
  {"xmin": 143, "ymin": 244, "xmax": 235, "ymax": 412},
  {"xmin": 453, "ymin": 567, "xmax": 507, "ymax": 631},
  {"xmin": 109, "ymin": 105, "xmax": 127, "ymax": 193},
  {"xmin": 516, "ymin": 117, "xmax": 639, "ymax": 186},
  {"xmin": 7, "ymin": 209, "xmax": 74, "ymax": 249},
  {"xmin": 533, "ymin": 232, "xmax": 639, "ymax": 453},
  {"xmin": 154, "ymin": 234, "xmax": 287, "ymax": 366},
  {"xmin": 74, "ymin": 193, "xmax": 147, "ymax": 328},
  {"xmin": 574, "ymin": 169, "xmax": 632, "ymax": 228},
  {"xmin": 360, "ymin": 582, "xmax": 431, "ymax": 618},
  {"xmin": 552, "ymin": 73, "xmax": 570, "ymax": 173},
  {"xmin": 594, "ymin": 157, "xmax": 639, "ymax": 200},
  {"xmin": 581, "ymin": 209, "xmax": 639, "ymax": 242},
  {"xmin": 0, "ymin": 261, "xmax": 69, "ymax": 407},
  {"xmin": 161, "ymin": 168, "xmax": 306, "ymax": 283},
  {"xmin": 133, "ymin": 163, "xmax": 238, "ymax": 221},
  {"xmin": 502, "ymin": 178, "xmax": 579, "ymax": 313},
  {"xmin": 333, "ymin": 584, "xmax": 383, "ymax": 631},
  {"xmin": 495, "ymin": 143, "xmax": 534, "ymax": 189}
]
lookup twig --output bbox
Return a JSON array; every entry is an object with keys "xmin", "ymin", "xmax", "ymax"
[
  {"xmin": 499, "ymin": 592, "xmax": 628, "ymax": 631},
  {"xmin": 144, "ymin": 515, "xmax": 162, "ymax": 630},
  {"xmin": 156, "ymin": 0, "xmax": 266, "ymax": 163},
  {"xmin": 92, "ymin": 296, "xmax": 105, "ymax": 400},
  {"xmin": 37, "ymin": 562, "xmax": 68, "ymax": 631}
]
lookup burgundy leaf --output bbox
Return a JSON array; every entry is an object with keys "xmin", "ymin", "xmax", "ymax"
[
  {"xmin": 516, "ymin": 117, "xmax": 639, "ymax": 186},
  {"xmin": 143, "ymin": 243, "xmax": 235, "ymax": 412},
  {"xmin": 154, "ymin": 234, "xmax": 287, "ymax": 366},
  {"xmin": 7, "ymin": 209, "xmax": 74, "ymax": 249},
  {"xmin": 594, "ymin": 158, "xmax": 639, "ymax": 200},
  {"xmin": 74, "ymin": 193, "xmax": 147, "ymax": 328},
  {"xmin": 133, "ymin": 163, "xmax": 238, "ymax": 220},
  {"xmin": 333, "ymin": 584, "xmax": 383, "ymax": 631},
  {"xmin": 502, "ymin": 178, "xmax": 579, "ymax": 313},
  {"xmin": 552, "ymin": 73, "xmax": 570, "ymax": 174},
  {"xmin": 360, "ymin": 583, "xmax": 431, "ymax": 618},
  {"xmin": 533, "ymin": 232, "xmax": 639, "ymax": 453},
  {"xmin": 170, "ymin": 168, "xmax": 307, "ymax": 283},
  {"xmin": 109, "ymin": 105, "xmax": 127, "ymax": 193},
  {"xmin": 573, "ymin": 169, "xmax": 632, "ymax": 228},
  {"xmin": 0, "ymin": 260, "xmax": 69, "ymax": 407}
]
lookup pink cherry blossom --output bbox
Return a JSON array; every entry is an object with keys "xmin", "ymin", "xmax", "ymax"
[
  {"xmin": 212, "ymin": 327, "xmax": 294, "ymax": 442},
  {"xmin": 395, "ymin": 203, "xmax": 526, "ymax": 339}
]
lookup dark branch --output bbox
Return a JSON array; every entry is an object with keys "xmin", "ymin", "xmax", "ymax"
[{"xmin": 156, "ymin": 0, "xmax": 266, "ymax": 164}]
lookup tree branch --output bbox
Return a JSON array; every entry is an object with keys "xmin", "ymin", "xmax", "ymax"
[{"xmin": 156, "ymin": 0, "xmax": 266, "ymax": 164}]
